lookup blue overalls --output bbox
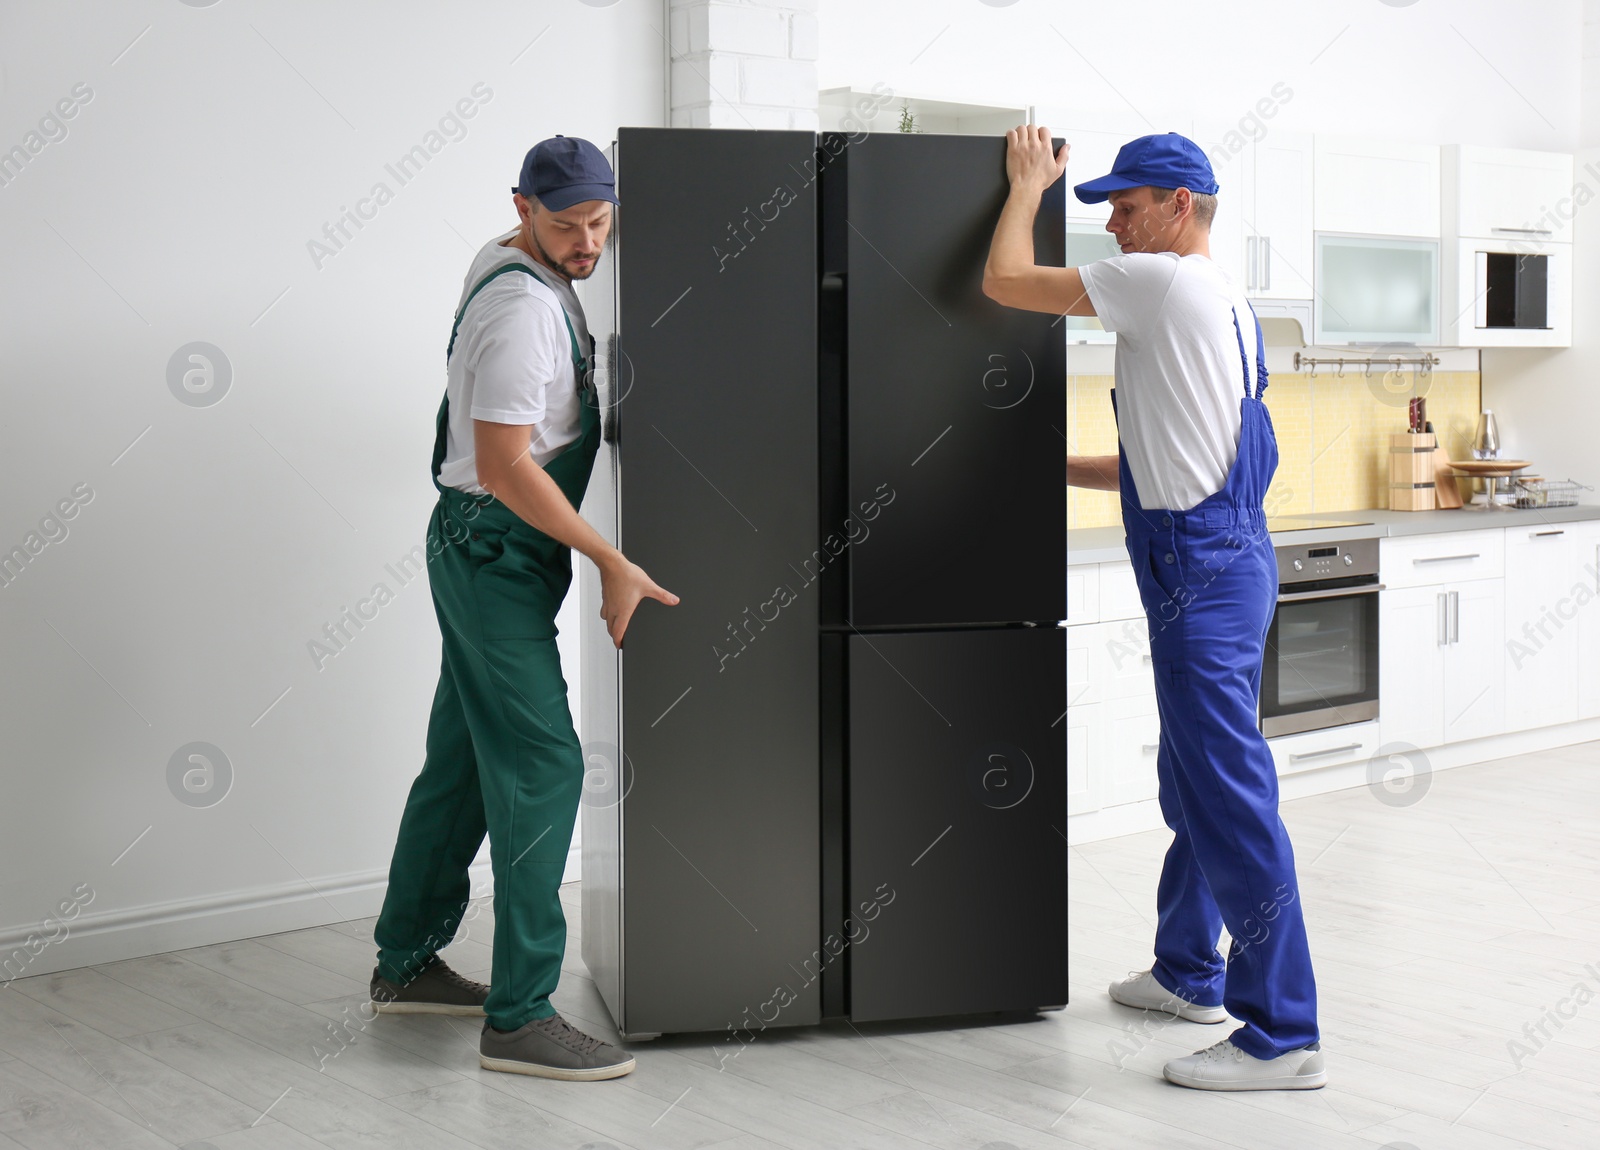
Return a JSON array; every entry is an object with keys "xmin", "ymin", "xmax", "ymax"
[{"xmin": 1112, "ymin": 304, "xmax": 1319, "ymax": 1060}]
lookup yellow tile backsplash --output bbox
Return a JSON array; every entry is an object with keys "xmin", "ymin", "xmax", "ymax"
[{"xmin": 1067, "ymin": 370, "xmax": 1482, "ymax": 528}]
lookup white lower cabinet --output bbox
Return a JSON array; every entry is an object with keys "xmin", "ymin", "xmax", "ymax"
[
  {"xmin": 1104, "ymin": 694, "xmax": 1162, "ymax": 806},
  {"xmin": 1067, "ymin": 701, "xmax": 1097, "ymax": 816},
  {"xmin": 1267, "ymin": 720, "xmax": 1382, "ymax": 777},
  {"xmin": 1067, "ymin": 613, "xmax": 1159, "ymax": 817},
  {"xmin": 1379, "ymin": 575, "xmax": 1504, "ymax": 751},
  {"xmin": 1504, "ymin": 526, "xmax": 1582, "ymax": 731},
  {"xmin": 1572, "ymin": 523, "xmax": 1600, "ymax": 720},
  {"xmin": 1380, "ymin": 584, "xmax": 1448, "ymax": 750},
  {"xmin": 1443, "ymin": 578, "xmax": 1505, "ymax": 743}
]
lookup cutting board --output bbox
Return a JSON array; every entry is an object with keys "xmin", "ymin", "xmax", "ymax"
[{"xmin": 1433, "ymin": 448, "xmax": 1463, "ymax": 508}]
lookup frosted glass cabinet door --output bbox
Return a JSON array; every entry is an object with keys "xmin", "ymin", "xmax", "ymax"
[{"xmin": 1314, "ymin": 234, "xmax": 1439, "ymax": 345}]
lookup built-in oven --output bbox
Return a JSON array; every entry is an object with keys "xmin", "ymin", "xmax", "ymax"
[{"xmin": 1261, "ymin": 536, "xmax": 1383, "ymax": 738}]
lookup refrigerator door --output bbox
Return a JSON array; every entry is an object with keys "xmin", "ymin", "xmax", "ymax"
[
  {"xmin": 822, "ymin": 132, "xmax": 1067, "ymax": 629},
  {"xmin": 581, "ymin": 128, "xmax": 823, "ymax": 1038},
  {"xmin": 845, "ymin": 627, "xmax": 1067, "ymax": 1022}
]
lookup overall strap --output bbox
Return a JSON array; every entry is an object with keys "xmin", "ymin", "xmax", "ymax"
[
  {"xmin": 445, "ymin": 262, "xmax": 584, "ymax": 369},
  {"xmin": 1230, "ymin": 300, "xmax": 1270, "ymax": 401}
]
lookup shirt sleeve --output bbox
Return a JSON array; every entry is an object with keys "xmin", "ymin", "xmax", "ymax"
[
  {"xmin": 463, "ymin": 291, "xmax": 567, "ymax": 424},
  {"xmin": 1077, "ymin": 253, "xmax": 1180, "ymax": 338}
]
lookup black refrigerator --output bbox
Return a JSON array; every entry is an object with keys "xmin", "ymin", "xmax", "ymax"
[{"xmin": 579, "ymin": 127, "xmax": 1066, "ymax": 1041}]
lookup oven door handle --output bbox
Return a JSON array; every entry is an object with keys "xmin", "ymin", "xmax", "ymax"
[{"xmin": 1277, "ymin": 583, "xmax": 1385, "ymax": 604}]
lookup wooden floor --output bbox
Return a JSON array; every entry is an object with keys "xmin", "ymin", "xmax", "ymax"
[{"xmin": 3, "ymin": 743, "xmax": 1599, "ymax": 1149}]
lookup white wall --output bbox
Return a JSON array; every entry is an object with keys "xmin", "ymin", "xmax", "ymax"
[
  {"xmin": 819, "ymin": 0, "xmax": 1584, "ymax": 152},
  {"xmin": 1482, "ymin": 0, "xmax": 1600, "ymax": 482},
  {"xmin": 0, "ymin": 0, "xmax": 663, "ymax": 977}
]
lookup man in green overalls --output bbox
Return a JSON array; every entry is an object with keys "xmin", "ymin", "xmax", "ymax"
[{"xmin": 368, "ymin": 136, "xmax": 677, "ymax": 1081}]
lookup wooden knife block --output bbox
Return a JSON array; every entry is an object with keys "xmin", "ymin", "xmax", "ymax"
[{"xmin": 1389, "ymin": 432, "xmax": 1437, "ymax": 511}]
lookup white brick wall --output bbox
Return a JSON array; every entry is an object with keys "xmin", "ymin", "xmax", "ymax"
[
  {"xmin": 1585, "ymin": 0, "xmax": 1600, "ymax": 148},
  {"xmin": 669, "ymin": 0, "xmax": 819, "ymax": 131}
]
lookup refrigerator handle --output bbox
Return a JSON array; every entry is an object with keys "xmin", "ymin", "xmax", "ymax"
[{"xmin": 604, "ymin": 332, "xmax": 623, "ymax": 445}]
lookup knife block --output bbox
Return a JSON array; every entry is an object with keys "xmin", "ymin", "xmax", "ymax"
[{"xmin": 1389, "ymin": 432, "xmax": 1437, "ymax": 511}]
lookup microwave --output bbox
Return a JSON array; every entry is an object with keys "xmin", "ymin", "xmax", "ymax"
[{"xmin": 1445, "ymin": 236, "xmax": 1572, "ymax": 347}]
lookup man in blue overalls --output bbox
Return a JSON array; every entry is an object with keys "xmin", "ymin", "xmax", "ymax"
[
  {"xmin": 368, "ymin": 137, "xmax": 677, "ymax": 1081},
  {"xmin": 984, "ymin": 128, "xmax": 1324, "ymax": 1091}
]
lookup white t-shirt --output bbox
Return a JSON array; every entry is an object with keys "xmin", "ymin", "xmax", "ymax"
[
  {"xmin": 1077, "ymin": 252, "xmax": 1260, "ymax": 512},
  {"xmin": 436, "ymin": 229, "xmax": 590, "ymax": 494}
]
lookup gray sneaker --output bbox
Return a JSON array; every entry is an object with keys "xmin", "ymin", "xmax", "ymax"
[
  {"xmin": 369, "ymin": 957, "xmax": 487, "ymax": 1016},
  {"xmin": 479, "ymin": 1013, "xmax": 637, "ymax": 1081}
]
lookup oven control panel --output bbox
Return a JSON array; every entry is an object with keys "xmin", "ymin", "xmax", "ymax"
[{"xmin": 1274, "ymin": 536, "xmax": 1380, "ymax": 585}]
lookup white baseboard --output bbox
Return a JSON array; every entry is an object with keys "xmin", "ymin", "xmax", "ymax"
[
  {"xmin": 1066, "ymin": 718, "xmax": 1600, "ymax": 846},
  {"xmin": 1, "ymin": 846, "xmax": 581, "ymax": 984}
]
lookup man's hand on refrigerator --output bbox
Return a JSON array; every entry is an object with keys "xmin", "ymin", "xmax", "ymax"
[
  {"xmin": 598, "ymin": 553, "xmax": 679, "ymax": 648},
  {"xmin": 1005, "ymin": 125, "xmax": 1068, "ymax": 196}
]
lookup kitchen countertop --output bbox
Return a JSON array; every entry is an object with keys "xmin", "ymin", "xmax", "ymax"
[{"xmin": 1068, "ymin": 504, "xmax": 1600, "ymax": 565}]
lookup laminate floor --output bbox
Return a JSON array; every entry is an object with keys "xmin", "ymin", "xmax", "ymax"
[{"xmin": 4, "ymin": 742, "xmax": 1599, "ymax": 1149}]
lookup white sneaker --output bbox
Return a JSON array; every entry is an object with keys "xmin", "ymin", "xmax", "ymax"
[
  {"xmin": 1163, "ymin": 1039, "xmax": 1327, "ymax": 1091},
  {"xmin": 1108, "ymin": 970, "xmax": 1226, "ymax": 1024}
]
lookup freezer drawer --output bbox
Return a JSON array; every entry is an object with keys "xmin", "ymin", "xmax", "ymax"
[
  {"xmin": 845, "ymin": 627, "xmax": 1067, "ymax": 1022},
  {"xmin": 822, "ymin": 132, "xmax": 1067, "ymax": 628}
]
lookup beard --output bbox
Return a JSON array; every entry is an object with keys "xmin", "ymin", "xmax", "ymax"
[{"xmin": 531, "ymin": 226, "xmax": 602, "ymax": 281}]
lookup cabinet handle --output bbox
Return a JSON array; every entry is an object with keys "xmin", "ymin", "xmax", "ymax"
[
  {"xmin": 1490, "ymin": 226, "xmax": 1554, "ymax": 235},
  {"xmin": 1288, "ymin": 743, "xmax": 1363, "ymax": 762},
  {"xmin": 1531, "ymin": 530, "xmax": 1565, "ymax": 538},
  {"xmin": 1262, "ymin": 236, "xmax": 1271, "ymax": 291},
  {"xmin": 1246, "ymin": 236, "xmax": 1258, "ymax": 291},
  {"xmin": 1414, "ymin": 553, "xmax": 1480, "ymax": 564},
  {"xmin": 1450, "ymin": 589, "xmax": 1460, "ymax": 645},
  {"xmin": 1141, "ymin": 654, "xmax": 1153, "ymax": 664},
  {"xmin": 1140, "ymin": 743, "xmax": 1160, "ymax": 754}
]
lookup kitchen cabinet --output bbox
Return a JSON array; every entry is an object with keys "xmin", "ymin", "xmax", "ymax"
[
  {"xmin": 1066, "ymin": 614, "xmax": 1160, "ymax": 815},
  {"xmin": 1445, "ymin": 145, "xmax": 1574, "ymax": 241},
  {"xmin": 1313, "ymin": 233, "xmax": 1439, "ymax": 346},
  {"xmin": 1067, "ymin": 563, "xmax": 1099, "ymax": 625},
  {"xmin": 1242, "ymin": 132, "xmax": 1315, "ymax": 300},
  {"xmin": 1379, "ymin": 584, "xmax": 1447, "ymax": 751},
  {"xmin": 1067, "ymin": 700, "xmax": 1097, "ymax": 815},
  {"xmin": 1380, "ymin": 579, "xmax": 1505, "ymax": 750},
  {"xmin": 1054, "ymin": 124, "xmax": 1151, "ymax": 225},
  {"xmin": 1267, "ymin": 720, "xmax": 1382, "ymax": 777},
  {"xmin": 1380, "ymin": 532, "xmax": 1505, "ymax": 751},
  {"xmin": 1573, "ymin": 523, "xmax": 1600, "ymax": 721},
  {"xmin": 1441, "ymin": 146, "xmax": 1575, "ymax": 348},
  {"xmin": 1104, "ymin": 694, "xmax": 1161, "ymax": 805},
  {"xmin": 1504, "ymin": 526, "xmax": 1581, "ymax": 731},
  {"xmin": 1443, "ymin": 578, "xmax": 1505, "ymax": 743},
  {"xmin": 1314, "ymin": 135, "xmax": 1441, "ymax": 238},
  {"xmin": 1381, "ymin": 529, "xmax": 1504, "ymax": 589},
  {"xmin": 1198, "ymin": 123, "xmax": 1314, "ymax": 302}
]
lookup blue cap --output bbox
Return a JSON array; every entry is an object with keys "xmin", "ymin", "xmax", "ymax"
[
  {"xmin": 512, "ymin": 135, "xmax": 618, "ymax": 210},
  {"xmin": 1073, "ymin": 133, "xmax": 1218, "ymax": 203}
]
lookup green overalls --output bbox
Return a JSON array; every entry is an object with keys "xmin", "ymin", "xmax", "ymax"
[{"xmin": 374, "ymin": 262, "xmax": 600, "ymax": 1032}]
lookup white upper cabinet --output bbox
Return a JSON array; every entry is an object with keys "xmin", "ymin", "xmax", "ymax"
[
  {"xmin": 1246, "ymin": 133, "xmax": 1315, "ymax": 299},
  {"xmin": 1196, "ymin": 121, "xmax": 1314, "ymax": 302},
  {"xmin": 1447, "ymin": 145, "xmax": 1575, "ymax": 240},
  {"xmin": 1441, "ymin": 145, "xmax": 1574, "ymax": 347},
  {"xmin": 1314, "ymin": 135, "xmax": 1441, "ymax": 237},
  {"xmin": 1052, "ymin": 124, "xmax": 1147, "ymax": 224}
]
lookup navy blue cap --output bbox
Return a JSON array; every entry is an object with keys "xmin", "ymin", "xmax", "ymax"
[
  {"xmin": 1073, "ymin": 133, "xmax": 1218, "ymax": 203},
  {"xmin": 512, "ymin": 135, "xmax": 618, "ymax": 210}
]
